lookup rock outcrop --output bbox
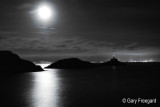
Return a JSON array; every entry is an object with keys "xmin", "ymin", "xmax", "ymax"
[{"xmin": 101, "ymin": 57, "xmax": 125, "ymax": 66}]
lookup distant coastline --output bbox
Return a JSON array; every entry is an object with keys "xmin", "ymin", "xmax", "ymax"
[{"xmin": 1, "ymin": 50, "xmax": 160, "ymax": 72}]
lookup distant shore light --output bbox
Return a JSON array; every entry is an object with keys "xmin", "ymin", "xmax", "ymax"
[{"xmin": 129, "ymin": 59, "xmax": 154, "ymax": 62}]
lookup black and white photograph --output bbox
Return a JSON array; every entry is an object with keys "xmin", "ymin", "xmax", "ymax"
[{"xmin": 0, "ymin": 0, "xmax": 159, "ymax": 106}]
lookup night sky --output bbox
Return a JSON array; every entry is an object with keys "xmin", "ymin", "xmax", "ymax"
[{"xmin": 0, "ymin": 0, "xmax": 160, "ymax": 62}]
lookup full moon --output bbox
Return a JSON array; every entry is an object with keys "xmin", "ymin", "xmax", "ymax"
[{"xmin": 37, "ymin": 5, "xmax": 52, "ymax": 20}]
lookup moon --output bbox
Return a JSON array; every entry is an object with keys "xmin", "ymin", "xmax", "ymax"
[{"xmin": 37, "ymin": 5, "xmax": 52, "ymax": 20}]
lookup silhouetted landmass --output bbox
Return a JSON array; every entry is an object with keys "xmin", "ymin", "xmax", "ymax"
[
  {"xmin": 0, "ymin": 50, "xmax": 43, "ymax": 74},
  {"xmin": 46, "ymin": 57, "xmax": 125, "ymax": 69},
  {"xmin": 46, "ymin": 58, "xmax": 95, "ymax": 69},
  {"xmin": 99, "ymin": 57, "xmax": 126, "ymax": 66}
]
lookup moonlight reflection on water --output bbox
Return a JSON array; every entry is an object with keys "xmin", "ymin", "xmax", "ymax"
[
  {"xmin": 30, "ymin": 69, "xmax": 60, "ymax": 107},
  {"xmin": 0, "ymin": 63, "xmax": 158, "ymax": 107}
]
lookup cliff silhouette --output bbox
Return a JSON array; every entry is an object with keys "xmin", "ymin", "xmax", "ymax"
[{"xmin": 0, "ymin": 51, "xmax": 43, "ymax": 74}]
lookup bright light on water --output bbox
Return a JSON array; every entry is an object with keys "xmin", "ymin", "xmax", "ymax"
[
  {"xmin": 36, "ymin": 63, "xmax": 50, "ymax": 68},
  {"xmin": 30, "ymin": 70, "xmax": 60, "ymax": 107},
  {"xmin": 35, "ymin": 62, "xmax": 51, "ymax": 68}
]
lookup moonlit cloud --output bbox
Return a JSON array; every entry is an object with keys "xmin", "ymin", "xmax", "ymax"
[
  {"xmin": 0, "ymin": 0, "xmax": 160, "ymax": 61},
  {"xmin": 0, "ymin": 29, "xmax": 160, "ymax": 61},
  {"xmin": 0, "ymin": 30, "xmax": 113, "ymax": 54}
]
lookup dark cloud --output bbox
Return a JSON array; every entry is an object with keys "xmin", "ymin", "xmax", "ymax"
[
  {"xmin": 123, "ymin": 42, "xmax": 138, "ymax": 50},
  {"xmin": 0, "ymin": 31, "xmax": 17, "ymax": 35},
  {"xmin": 1, "ymin": 30, "xmax": 160, "ymax": 60},
  {"xmin": 0, "ymin": 30, "xmax": 113, "ymax": 54},
  {"xmin": 16, "ymin": 3, "xmax": 33, "ymax": 10}
]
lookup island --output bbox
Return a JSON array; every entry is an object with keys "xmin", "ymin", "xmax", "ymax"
[
  {"xmin": 46, "ymin": 58, "xmax": 95, "ymax": 69},
  {"xmin": 46, "ymin": 57, "xmax": 125, "ymax": 69}
]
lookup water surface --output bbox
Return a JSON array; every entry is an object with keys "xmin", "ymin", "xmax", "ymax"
[{"xmin": 0, "ymin": 64, "xmax": 158, "ymax": 107}]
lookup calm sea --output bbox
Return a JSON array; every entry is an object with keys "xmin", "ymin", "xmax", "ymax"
[{"xmin": 0, "ymin": 63, "xmax": 158, "ymax": 107}]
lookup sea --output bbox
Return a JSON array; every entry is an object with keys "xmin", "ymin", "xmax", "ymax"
[{"xmin": 0, "ymin": 62, "xmax": 159, "ymax": 107}]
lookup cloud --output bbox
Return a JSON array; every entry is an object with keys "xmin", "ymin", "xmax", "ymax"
[
  {"xmin": 17, "ymin": 3, "xmax": 33, "ymax": 10},
  {"xmin": 123, "ymin": 42, "xmax": 138, "ymax": 50},
  {"xmin": 0, "ymin": 31, "xmax": 17, "ymax": 35},
  {"xmin": 0, "ymin": 31, "xmax": 115, "ymax": 55},
  {"xmin": 0, "ymin": 30, "xmax": 160, "ymax": 61}
]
